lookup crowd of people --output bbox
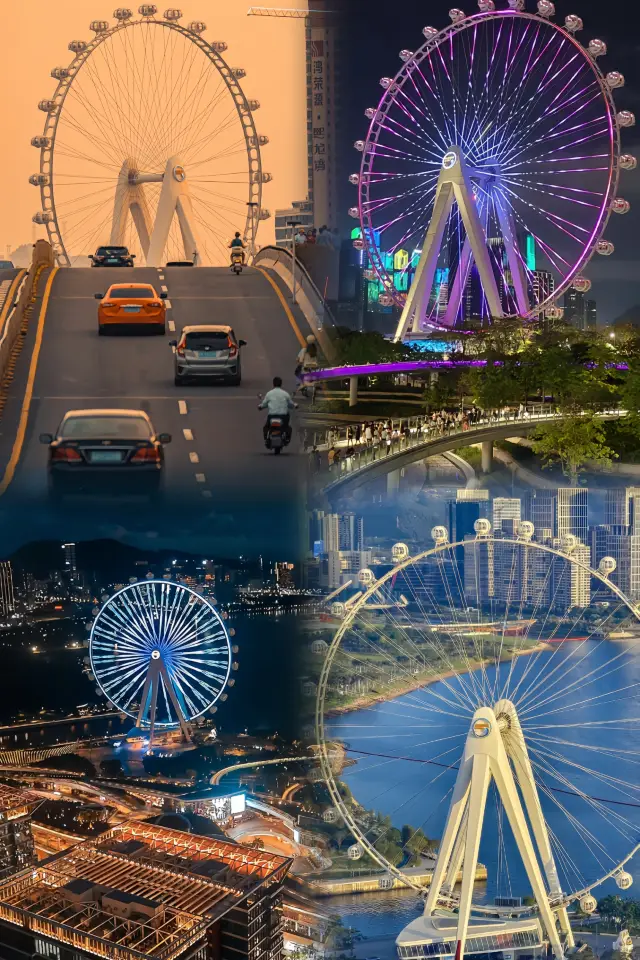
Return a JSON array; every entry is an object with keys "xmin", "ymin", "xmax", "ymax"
[
  {"xmin": 294, "ymin": 225, "xmax": 340, "ymax": 249},
  {"xmin": 304, "ymin": 403, "xmax": 553, "ymax": 473}
]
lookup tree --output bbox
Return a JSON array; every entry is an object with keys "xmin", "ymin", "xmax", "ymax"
[{"xmin": 532, "ymin": 414, "xmax": 617, "ymax": 485}]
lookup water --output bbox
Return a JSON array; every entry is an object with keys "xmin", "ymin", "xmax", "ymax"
[{"xmin": 325, "ymin": 642, "xmax": 640, "ymax": 938}]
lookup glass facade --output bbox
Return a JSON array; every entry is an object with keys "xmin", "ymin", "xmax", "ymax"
[{"xmin": 398, "ymin": 929, "xmax": 542, "ymax": 959}]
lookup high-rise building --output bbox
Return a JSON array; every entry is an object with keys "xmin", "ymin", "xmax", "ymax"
[
  {"xmin": 492, "ymin": 498, "xmax": 521, "ymax": 532},
  {"xmin": 0, "ymin": 563, "xmax": 14, "ymax": 617},
  {"xmin": 62, "ymin": 542, "xmax": 77, "ymax": 573},
  {"xmin": 275, "ymin": 563, "xmax": 295, "ymax": 589},
  {"xmin": 604, "ymin": 533, "xmax": 640, "ymax": 601},
  {"xmin": 532, "ymin": 269, "xmax": 555, "ymax": 305},
  {"xmin": 551, "ymin": 540, "xmax": 591, "ymax": 609},
  {"xmin": 275, "ymin": 199, "xmax": 314, "ymax": 247},
  {"xmin": 586, "ymin": 299, "xmax": 597, "ymax": 329},
  {"xmin": 308, "ymin": 4, "xmax": 339, "ymax": 231},
  {"xmin": 321, "ymin": 513, "xmax": 340, "ymax": 554},
  {"xmin": 0, "ymin": 785, "xmax": 37, "ymax": 879},
  {"xmin": 522, "ymin": 492, "xmax": 555, "ymax": 541},
  {"xmin": 564, "ymin": 289, "xmax": 591, "ymax": 330},
  {"xmin": 555, "ymin": 489, "xmax": 589, "ymax": 544},
  {"xmin": 448, "ymin": 490, "xmax": 489, "ymax": 542},
  {"xmin": 605, "ymin": 487, "xmax": 640, "ymax": 532},
  {"xmin": 0, "ymin": 821, "xmax": 291, "ymax": 960}
]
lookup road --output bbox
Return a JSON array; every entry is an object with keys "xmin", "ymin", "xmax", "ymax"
[{"xmin": 0, "ymin": 265, "xmax": 307, "ymax": 555}]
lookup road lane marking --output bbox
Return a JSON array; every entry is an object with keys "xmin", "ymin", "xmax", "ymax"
[
  {"xmin": 195, "ymin": 473, "xmax": 206, "ymax": 483},
  {"xmin": 0, "ymin": 268, "xmax": 59, "ymax": 496},
  {"xmin": 161, "ymin": 285, "xmax": 168, "ymax": 293},
  {"xmin": 168, "ymin": 320, "xmax": 176, "ymax": 332},
  {"xmin": 178, "ymin": 400, "xmax": 188, "ymax": 415},
  {"xmin": 158, "ymin": 275, "xmax": 165, "ymax": 280},
  {"xmin": 164, "ymin": 299, "xmax": 172, "ymax": 308},
  {"xmin": 253, "ymin": 266, "xmax": 306, "ymax": 347},
  {"xmin": 183, "ymin": 428, "xmax": 193, "ymax": 440},
  {"xmin": 189, "ymin": 451, "xmax": 200, "ymax": 464}
]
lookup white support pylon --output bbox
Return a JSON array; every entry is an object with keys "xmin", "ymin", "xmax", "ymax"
[
  {"xmin": 135, "ymin": 650, "xmax": 192, "ymax": 746},
  {"xmin": 146, "ymin": 156, "xmax": 205, "ymax": 267},
  {"xmin": 423, "ymin": 702, "xmax": 565, "ymax": 960},
  {"xmin": 394, "ymin": 146, "xmax": 506, "ymax": 340},
  {"xmin": 110, "ymin": 158, "xmax": 153, "ymax": 257}
]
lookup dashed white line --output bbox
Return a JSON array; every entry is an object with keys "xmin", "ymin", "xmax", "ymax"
[
  {"xmin": 158, "ymin": 274, "xmax": 165, "ymax": 280},
  {"xmin": 178, "ymin": 400, "xmax": 188, "ymax": 415},
  {"xmin": 183, "ymin": 428, "xmax": 194, "ymax": 440},
  {"xmin": 164, "ymin": 299, "xmax": 172, "ymax": 309},
  {"xmin": 189, "ymin": 451, "xmax": 200, "ymax": 464},
  {"xmin": 168, "ymin": 319, "xmax": 176, "ymax": 332},
  {"xmin": 161, "ymin": 284, "xmax": 168, "ymax": 293},
  {"xmin": 195, "ymin": 473, "xmax": 206, "ymax": 483}
]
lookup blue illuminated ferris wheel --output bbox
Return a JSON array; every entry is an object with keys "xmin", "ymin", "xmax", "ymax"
[{"xmin": 88, "ymin": 580, "xmax": 234, "ymax": 741}]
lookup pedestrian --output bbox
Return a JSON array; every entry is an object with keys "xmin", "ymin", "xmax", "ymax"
[
  {"xmin": 355, "ymin": 423, "xmax": 362, "ymax": 444},
  {"xmin": 311, "ymin": 445, "xmax": 321, "ymax": 472},
  {"xmin": 365, "ymin": 423, "xmax": 373, "ymax": 446}
]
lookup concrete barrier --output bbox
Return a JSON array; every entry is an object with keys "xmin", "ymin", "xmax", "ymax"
[
  {"xmin": 254, "ymin": 245, "xmax": 337, "ymax": 364},
  {"xmin": 0, "ymin": 240, "xmax": 55, "ymax": 382}
]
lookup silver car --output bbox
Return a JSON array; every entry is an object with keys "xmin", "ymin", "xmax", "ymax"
[{"xmin": 170, "ymin": 325, "xmax": 247, "ymax": 386}]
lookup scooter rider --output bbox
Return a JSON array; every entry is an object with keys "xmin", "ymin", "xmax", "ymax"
[
  {"xmin": 229, "ymin": 232, "xmax": 246, "ymax": 265},
  {"xmin": 294, "ymin": 334, "xmax": 319, "ymax": 393},
  {"xmin": 258, "ymin": 377, "xmax": 297, "ymax": 445}
]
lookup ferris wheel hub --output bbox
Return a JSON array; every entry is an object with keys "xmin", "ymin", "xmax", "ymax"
[{"xmin": 151, "ymin": 649, "xmax": 161, "ymax": 660}]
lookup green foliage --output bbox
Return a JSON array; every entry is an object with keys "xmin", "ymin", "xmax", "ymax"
[{"xmin": 531, "ymin": 414, "xmax": 617, "ymax": 483}]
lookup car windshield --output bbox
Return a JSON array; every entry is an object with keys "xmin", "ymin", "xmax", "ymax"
[
  {"xmin": 0, "ymin": 261, "xmax": 14, "ymax": 269},
  {"xmin": 108, "ymin": 287, "xmax": 156, "ymax": 299},
  {"xmin": 97, "ymin": 247, "xmax": 128, "ymax": 256},
  {"xmin": 185, "ymin": 331, "xmax": 232, "ymax": 348},
  {"xmin": 60, "ymin": 416, "xmax": 152, "ymax": 440}
]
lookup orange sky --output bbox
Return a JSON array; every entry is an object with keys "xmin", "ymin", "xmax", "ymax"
[{"xmin": 0, "ymin": 2, "xmax": 308, "ymax": 256}]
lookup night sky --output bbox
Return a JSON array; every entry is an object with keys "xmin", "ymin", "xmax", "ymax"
[{"xmin": 338, "ymin": 0, "xmax": 640, "ymax": 323}]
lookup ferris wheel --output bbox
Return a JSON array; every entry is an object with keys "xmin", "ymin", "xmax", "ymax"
[
  {"xmin": 315, "ymin": 528, "xmax": 639, "ymax": 958},
  {"xmin": 88, "ymin": 579, "xmax": 236, "ymax": 743},
  {"xmin": 30, "ymin": 6, "xmax": 271, "ymax": 267},
  {"xmin": 349, "ymin": 1, "xmax": 636, "ymax": 335}
]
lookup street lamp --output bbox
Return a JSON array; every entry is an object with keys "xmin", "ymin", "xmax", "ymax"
[{"xmin": 287, "ymin": 220, "xmax": 301, "ymax": 304}]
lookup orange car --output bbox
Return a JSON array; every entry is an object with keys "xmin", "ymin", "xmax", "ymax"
[{"xmin": 95, "ymin": 283, "xmax": 167, "ymax": 335}]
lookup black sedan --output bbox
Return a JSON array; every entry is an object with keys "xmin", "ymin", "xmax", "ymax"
[
  {"xmin": 89, "ymin": 245, "xmax": 135, "ymax": 267},
  {"xmin": 40, "ymin": 409, "xmax": 171, "ymax": 499}
]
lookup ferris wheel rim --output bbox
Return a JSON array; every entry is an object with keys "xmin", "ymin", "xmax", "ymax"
[
  {"xmin": 89, "ymin": 577, "xmax": 232, "ymax": 726},
  {"xmin": 357, "ymin": 8, "xmax": 621, "ymax": 320},
  {"xmin": 315, "ymin": 535, "xmax": 639, "ymax": 900},
  {"xmin": 35, "ymin": 16, "xmax": 263, "ymax": 267}
]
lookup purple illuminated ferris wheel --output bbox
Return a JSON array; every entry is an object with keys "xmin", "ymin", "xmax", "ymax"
[{"xmin": 350, "ymin": 1, "xmax": 636, "ymax": 337}]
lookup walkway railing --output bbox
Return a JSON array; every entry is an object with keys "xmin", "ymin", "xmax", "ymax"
[{"xmin": 307, "ymin": 404, "xmax": 626, "ymax": 490}]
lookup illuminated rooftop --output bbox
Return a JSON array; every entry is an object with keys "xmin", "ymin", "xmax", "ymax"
[
  {"xmin": 0, "ymin": 783, "xmax": 40, "ymax": 822},
  {"xmin": 0, "ymin": 821, "xmax": 291, "ymax": 960}
]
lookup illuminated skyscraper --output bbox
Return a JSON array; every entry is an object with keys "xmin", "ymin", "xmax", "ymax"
[
  {"xmin": 492, "ymin": 498, "xmax": 521, "ymax": 532},
  {"xmin": 555, "ymin": 489, "xmax": 589, "ymax": 544}
]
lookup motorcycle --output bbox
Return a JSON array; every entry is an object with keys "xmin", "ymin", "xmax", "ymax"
[
  {"xmin": 258, "ymin": 394, "xmax": 294, "ymax": 455},
  {"xmin": 230, "ymin": 250, "xmax": 244, "ymax": 275}
]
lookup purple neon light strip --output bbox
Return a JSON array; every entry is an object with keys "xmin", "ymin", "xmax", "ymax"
[{"xmin": 304, "ymin": 360, "xmax": 629, "ymax": 382}]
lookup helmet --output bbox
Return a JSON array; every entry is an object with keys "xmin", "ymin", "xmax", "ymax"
[{"xmin": 306, "ymin": 334, "xmax": 316, "ymax": 344}]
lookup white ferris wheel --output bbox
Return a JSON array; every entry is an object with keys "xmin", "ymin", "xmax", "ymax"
[
  {"xmin": 86, "ymin": 578, "xmax": 238, "ymax": 745},
  {"xmin": 30, "ymin": 6, "xmax": 271, "ymax": 267},
  {"xmin": 315, "ymin": 529, "xmax": 639, "ymax": 959}
]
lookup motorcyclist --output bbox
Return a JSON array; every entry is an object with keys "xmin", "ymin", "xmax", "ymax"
[
  {"xmin": 294, "ymin": 334, "xmax": 319, "ymax": 393},
  {"xmin": 229, "ymin": 232, "xmax": 247, "ymax": 265},
  {"xmin": 258, "ymin": 377, "xmax": 297, "ymax": 445}
]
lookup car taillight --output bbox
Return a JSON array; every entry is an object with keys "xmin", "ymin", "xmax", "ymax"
[
  {"xmin": 51, "ymin": 446, "xmax": 82, "ymax": 462},
  {"xmin": 131, "ymin": 446, "xmax": 161, "ymax": 463},
  {"xmin": 176, "ymin": 344, "xmax": 186, "ymax": 357},
  {"xmin": 227, "ymin": 338, "xmax": 238, "ymax": 357},
  {"xmin": 148, "ymin": 301, "xmax": 162, "ymax": 308},
  {"xmin": 103, "ymin": 301, "xmax": 116, "ymax": 308}
]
